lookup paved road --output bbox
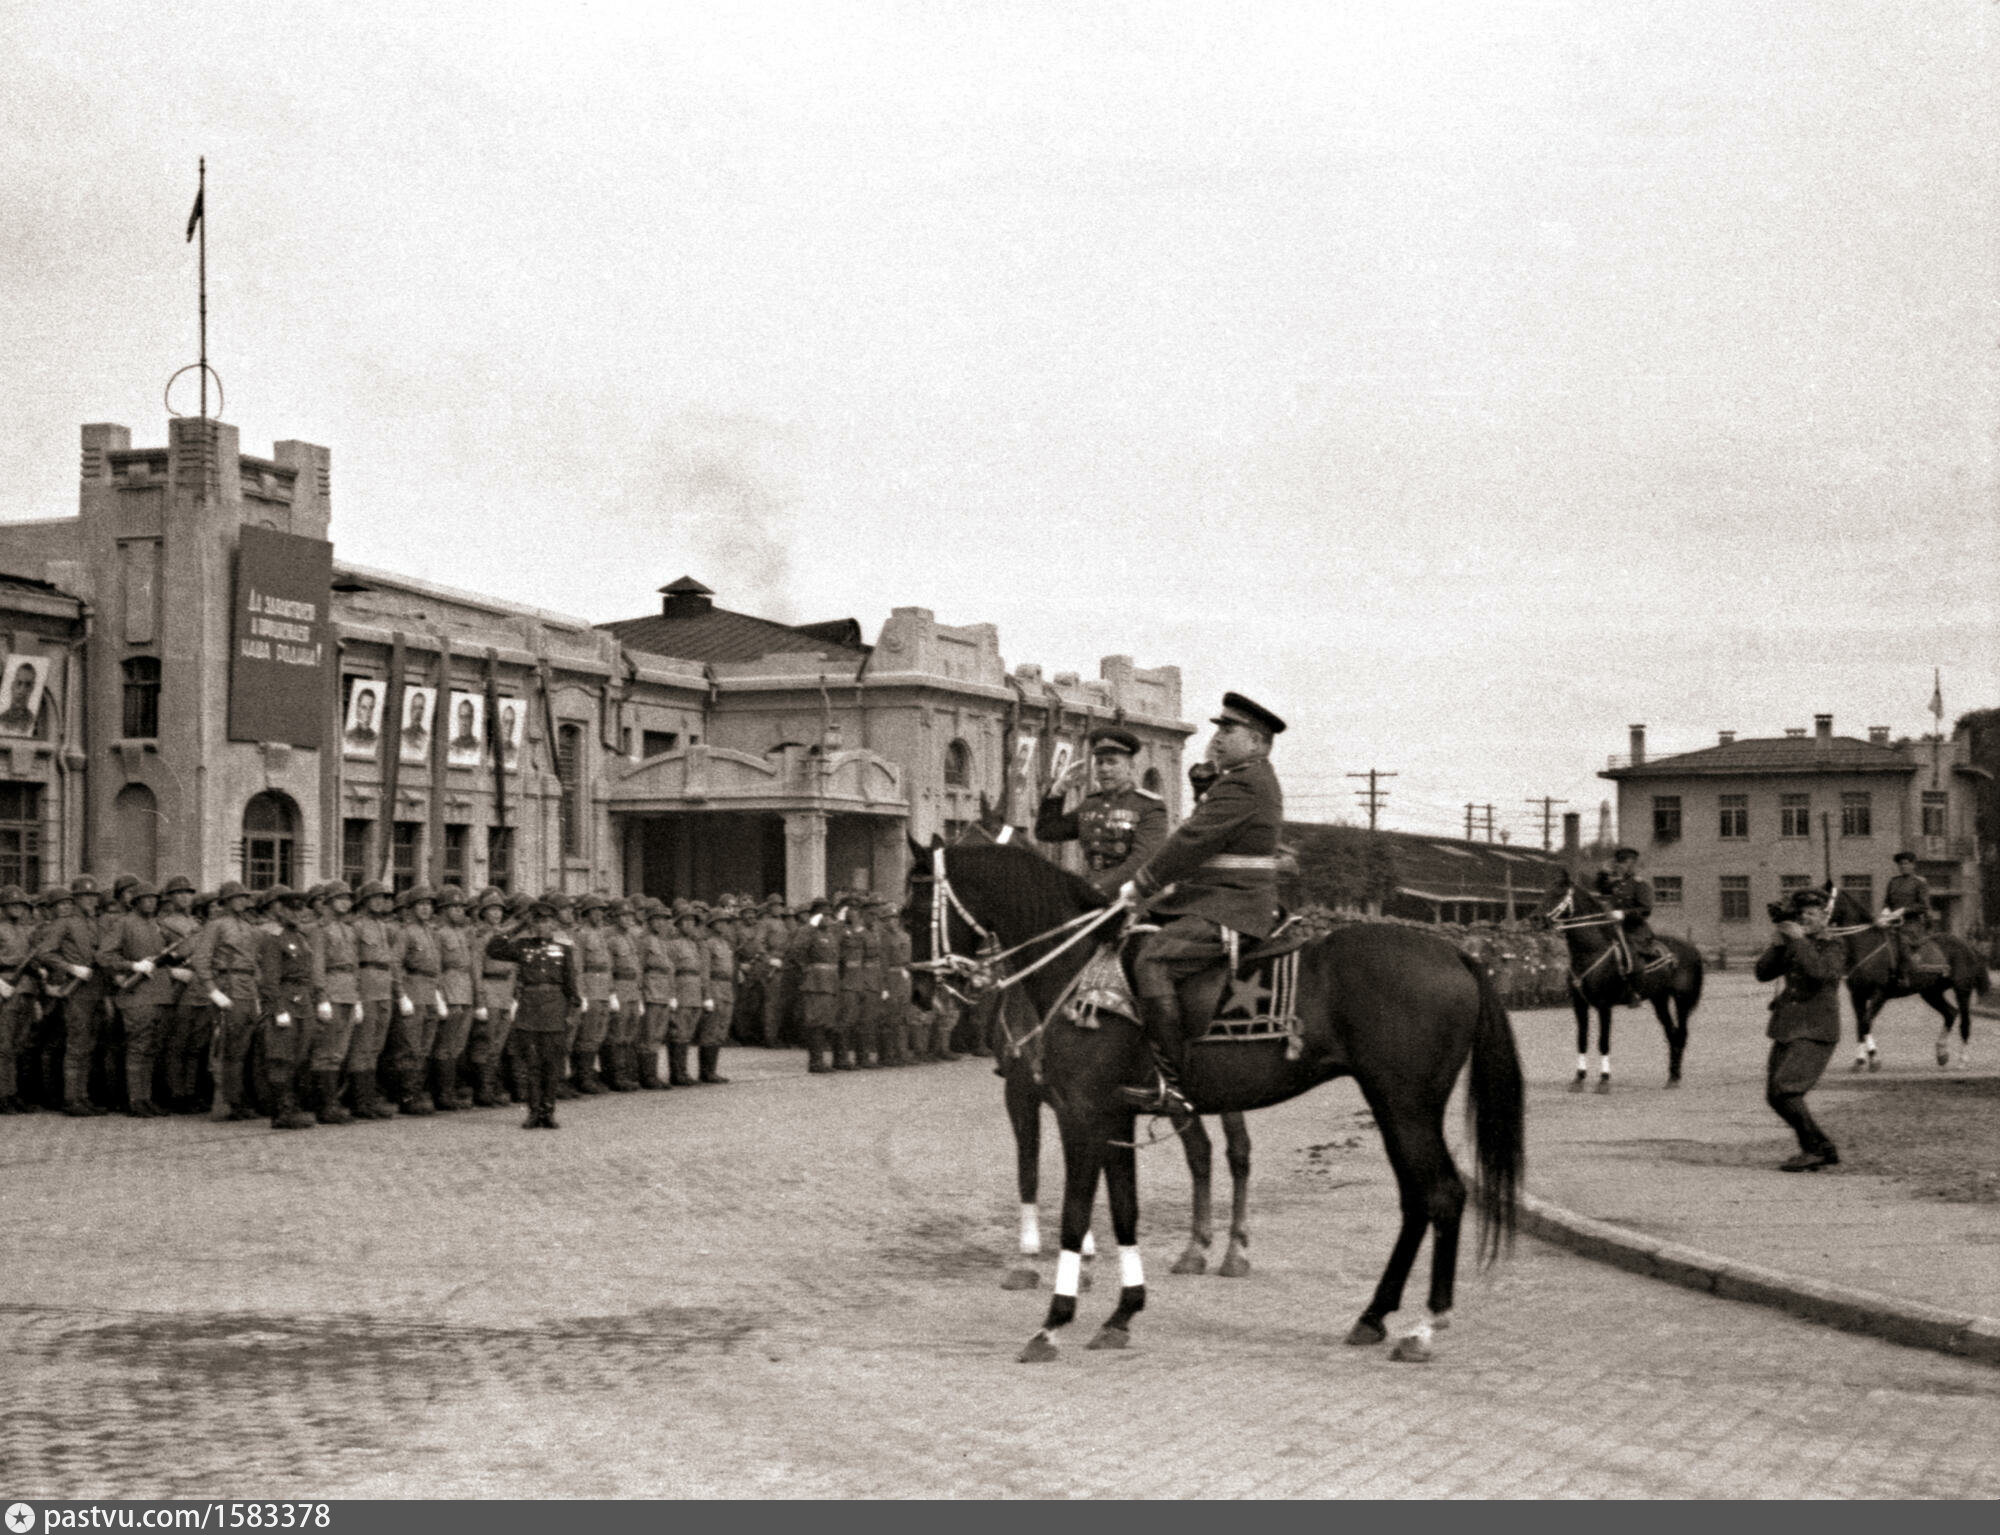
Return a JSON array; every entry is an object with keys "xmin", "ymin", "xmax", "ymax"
[{"xmin": 2, "ymin": 1029, "xmax": 1997, "ymax": 1499}]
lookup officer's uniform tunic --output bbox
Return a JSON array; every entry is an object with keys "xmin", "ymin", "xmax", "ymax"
[
  {"xmin": 1754, "ymin": 927, "xmax": 1845, "ymax": 1157},
  {"xmin": 32, "ymin": 909, "xmax": 105, "ymax": 1108},
  {"xmin": 486, "ymin": 932, "xmax": 580, "ymax": 1121},
  {"xmin": 799, "ymin": 922, "xmax": 840, "ymax": 1043},
  {"xmin": 574, "ymin": 924, "xmax": 614, "ymax": 1057},
  {"xmin": 0, "ymin": 912, "xmax": 37, "ymax": 1108},
  {"xmin": 255, "ymin": 924, "xmax": 326, "ymax": 1097},
  {"xmin": 96, "ymin": 910, "xmax": 174, "ymax": 1109},
  {"xmin": 702, "ymin": 928, "xmax": 735, "ymax": 1049},
  {"xmin": 393, "ymin": 918, "xmax": 445, "ymax": 1093},
  {"xmin": 312, "ymin": 915, "xmax": 361, "ymax": 1074},
  {"xmin": 470, "ymin": 921, "xmax": 517, "ymax": 1092},
  {"xmin": 666, "ymin": 929, "xmax": 708, "ymax": 1046},
  {"xmin": 1035, "ymin": 782, "xmax": 1168, "ymax": 894},
  {"xmin": 433, "ymin": 920, "xmax": 477, "ymax": 1096},
  {"xmin": 639, "ymin": 927, "xmax": 677, "ymax": 1076}
]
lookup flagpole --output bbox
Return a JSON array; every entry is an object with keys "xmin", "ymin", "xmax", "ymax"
[{"xmin": 197, "ymin": 156, "xmax": 207, "ymax": 421}]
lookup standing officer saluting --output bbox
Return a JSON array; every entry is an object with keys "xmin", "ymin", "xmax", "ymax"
[
  {"xmin": 1117, "ymin": 693, "xmax": 1286, "ymax": 1115},
  {"xmin": 486, "ymin": 898, "xmax": 582, "ymax": 1130},
  {"xmin": 1753, "ymin": 885, "xmax": 1846, "ymax": 1172},
  {"xmin": 1035, "ymin": 727, "xmax": 1168, "ymax": 896}
]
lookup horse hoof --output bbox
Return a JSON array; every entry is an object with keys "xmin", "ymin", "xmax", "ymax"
[
  {"xmin": 1344, "ymin": 1319, "xmax": 1386, "ymax": 1346},
  {"xmin": 1018, "ymin": 1333, "xmax": 1060, "ymax": 1364},
  {"xmin": 1218, "ymin": 1251, "xmax": 1251, "ymax": 1278},
  {"xmin": 1000, "ymin": 1268, "xmax": 1041, "ymax": 1291},
  {"xmin": 1867, "ymin": 1055, "xmax": 1882, "ymax": 1073},
  {"xmin": 1086, "ymin": 1325, "xmax": 1130, "ymax": 1351},
  {"xmin": 1389, "ymin": 1335, "xmax": 1434, "ymax": 1364},
  {"xmin": 1594, "ymin": 1077, "xmax": 1611, "ymax": 1095},
  {"xmin": 1170, "ymin": 1251, "xmax": 1208, "ymax": 1275},
  {"xmin": 1936, "ymin": 1044, "xmax": 1951, "ymax": 1068},
  {"xmin": 1567, "ymin": 1078, "xmax": 1585, "ymax": 1094},
  {"xmin": 1664, "ymin": 1075, "xmax": 1682, "ymax": 1090},
  {"xmin": 1850, "ymin": 1058, "xmax": 1867, "ymax": 1073}
]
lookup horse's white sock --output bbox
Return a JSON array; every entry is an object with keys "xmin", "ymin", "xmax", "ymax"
[
  {"xmin": 1118, "ymin": 1245, "xmax": 1144, "ymax": 1290},
  {"xmin": 1018, "ymin": 1204, "xmax": 1040, "ymax": 1255},
  {"xmin": 1080, "ymin": 1229, "xmax": 1096, "ymax": 1259},
  {"xmin": 1054, "ymin": 1249, "xmax": 1082, "ymax": 1298}
]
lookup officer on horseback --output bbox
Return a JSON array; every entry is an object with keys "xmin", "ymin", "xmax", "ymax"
[
  {"xmin": 1115, "ymin": 693, "xmax": 1286, "ymax": 1115},
  {"xmin": 1881, "ymin": 850, "xmax": 1946, "ymax": 989},
  {"xmin": 1596, "ymin": 846, "xmax": 1664, "ymax": 1004},
  {"xmin": 1034, "ymin": 727, "xmax": 1167, "ymax": 895}
]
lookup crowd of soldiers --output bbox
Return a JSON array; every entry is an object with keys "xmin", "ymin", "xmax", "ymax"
[{"xmin": 0, "ymin": 874, "xmax": 969, "ymax": 1131}]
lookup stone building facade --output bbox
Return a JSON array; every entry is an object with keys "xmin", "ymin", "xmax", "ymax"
[{"xmin": 0, "ymin": 416, "xmax": 1190, "ymax": 903}]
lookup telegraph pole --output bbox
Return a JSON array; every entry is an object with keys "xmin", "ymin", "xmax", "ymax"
[
  {"xmin": 1464, "ymin": 803, "xmax": 1475, "ymax": 841},
  {"xmin": 1480, "ymin": 804, "xmax": 1497, "ymax": 843},
  {"xmin": 1525, "ymin": 795, "xmax": 1570, "ymax": 852},
  {"xmin": 1347, "ymin": 769, "xmax": 1397, "ymax": 831}
]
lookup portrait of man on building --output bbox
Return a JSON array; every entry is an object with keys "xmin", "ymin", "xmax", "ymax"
[
  {"xmin": 343, "ymin": 679, "xmax": 381, "ymax": 758},
  {"xmin": 498, "ymin": 700, "xmax": 522, "ymax": 771},
  {"xmin": 0, "ymin": 655, "xmax": 49, "ymax": 737},
  {"xmin": 399, "ymin": 686, "xmax": 436, "ymax": 765},
  {"xmin": 447, "ymin": 691, "xmax": 484, "ymax": 769}
]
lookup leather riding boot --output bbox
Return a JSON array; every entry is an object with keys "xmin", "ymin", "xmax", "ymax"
[
  {"xmin": 314, "ymin": 1070, "xmax": 353, "ymax": 1125},
  {"xmin": 472, "ymin": 1064, "xmax": 501, "ymax": 1108},
  {"xmin": 125, "ymin": 1048, "xmax": 162, "ymax": 1117},
  {"xmin": 697, "ymin": 1045, "xmax": 729, "ymax": 1084},
  {"xmin": 806, "ymin": 1031, "xmax": 830, "ymax": 1073},
  {"xmin": 571, "ymin": 1046, "xmax": 606, "ymax": 1094},
  {"xmin": 612, "ymin": 1041, "xmax": 641, "ymax": 1092},
  {"xmin": 428, "ymin": 1060, "xmax": 459, "ymax": 1111},
  {"xmin": 271, "ymin": 1072, "xmax": 316, "ymax": 1130},
  {"xmin": 1117, "ymin": 994, "xmax": 1193, "ymax": 1115},
  {"xmin": 636, "ymin": 1041, "xmax": 666, "ymax": 1089},
  {"xmin": 667, "ymin": 1041, "xmax": 697, "ymax": 1087},
  {"xmin": 399, "ymin": 1065, "xmax": 436, "ymax": 1116}
]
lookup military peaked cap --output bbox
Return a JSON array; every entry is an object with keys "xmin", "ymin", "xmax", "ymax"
[
  {"xmin": 1788, "ymin": 887, "xmax": 1830, "ymax": 913},
  {"xmin": 1088, "ymin": 726, "xmax": 1142, "ymax": 757},
  {"xmin": 1211, "ymin": 692, "xmax": 1286, "ymax": 737},
  {"xmin": 1612, "ymin": 846, "xmax": 1640, "ymax": 861},
  {"xmin": 1893, "ymin": 850, "xmax": 1918, "ymax": 863}
]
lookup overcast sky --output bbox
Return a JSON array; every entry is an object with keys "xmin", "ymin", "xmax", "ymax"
[{"xmin": 3, "ymin": 0, "xmax": 1994, "ymax": 840}]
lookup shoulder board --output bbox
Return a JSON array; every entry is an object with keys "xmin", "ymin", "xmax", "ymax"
[{"xmin": 1132, "ymin": 788, "xmax": 1163, "ymax": 801}]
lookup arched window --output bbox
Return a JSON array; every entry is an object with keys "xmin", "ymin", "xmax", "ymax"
[
  {"xmin": 242, "ymin": 791, "xmax": 299, "ymax": 890},
  {"xmin": 557, "ymin": 723, "xmax": 584, "ymax": 857},
  {"xmin": 943, "ymin": 739, "xmax": 972, "ymax": 788},
  {"xmin": 121, "ymin": 656, "xmax": 160, "ymax": 739},
  {"xmin": 1141, "ymin": 767, "xmax": 1163, "ymax": 795},
  {"xmin": 113, "ymin": 783, "xmax": 159, "ymax": 883}
]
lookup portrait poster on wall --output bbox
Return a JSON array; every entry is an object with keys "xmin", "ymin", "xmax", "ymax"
[
  {"xmin": 446, "ymin": 690, "xmax": 485, "ymax": 769},
  {"xmin": 398, "ymin": 686, "xmax": 437, "ymax": 766},
  {"xmin": 0, "ymin": 654, "xmax": 50, "ymax": 737}
]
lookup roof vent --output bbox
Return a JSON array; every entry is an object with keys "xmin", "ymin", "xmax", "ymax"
[
  {"xmin": 1814, "ymin": 713, "xmax": 1833, "ymax": 744},
  {"xmin": 1785, "ymin": 728, "xmax": 1807, "ymax": 738},
  {"xmin": 1718, "ymin": 730, "xmax": 1735, "ymax": 745},
  {"xmin": 1868, "ymin": 725, "xmax": 1891, "ymax": 745},
  {"xmin": 659, "ymin": 576, "xmax": 714, "ymax": 617}
]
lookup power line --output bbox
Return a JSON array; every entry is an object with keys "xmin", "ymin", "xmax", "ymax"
[
  {"xmin": 1345, "ymin": 768, "xmax": 1397, "ymax": 831},
  {"xmin": 1524, "ymin": 796, "xmax": 1570, "ymax": 852}
]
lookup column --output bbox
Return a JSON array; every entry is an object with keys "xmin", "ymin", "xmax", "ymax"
[{"xmin": 782, "ymin": 810, "xmax": 828, "ymax": 907}]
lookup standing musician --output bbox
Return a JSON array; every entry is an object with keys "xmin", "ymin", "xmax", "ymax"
[
  {"xmin": 1881, "ymin": 850, "xmax": 1946, "ymax": 988},
  {"xmin": 1116, "ymin": 693, "xmax": 1286, "ymax": 1115},
  {"xmin": 1595, "ymin": 846, "xmax": 1664, "ymax": 1003},
  {"xmin": 1034, "ymin": 727, "xmax": 1168, "ymax": 896}
]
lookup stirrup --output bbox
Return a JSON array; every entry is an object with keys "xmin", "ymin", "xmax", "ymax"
[{"xmin": 1116, "ymin": 1067, "xmax": 1191, "ymax": 1118}]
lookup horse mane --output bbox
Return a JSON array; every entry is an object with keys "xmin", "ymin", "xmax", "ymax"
[{"xmin": 946, "ymin": 840, "xmax": 1109, "ymax": 934}]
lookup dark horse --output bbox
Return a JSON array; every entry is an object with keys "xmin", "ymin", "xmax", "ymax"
[
  {"xmin": 1537, "ymin": 869, "xmax": 1703, "ymax": 1091},
  {"xmin": 1825, "ymin": 888, "xmax": 1991, "ymax": 1071},
  {"xmin": 906, "ymin": 840, "xmax": 1523, "ymax": 1363},
  {"xmin": 945, "ymin": 818, "xmax": 1253, "ymax": 1284}
]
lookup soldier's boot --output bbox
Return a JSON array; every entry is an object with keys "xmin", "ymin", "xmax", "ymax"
[
  {"xmin": 697, "ymin": 1045, "xmax": 729, "ymax": 1085},
  {"xmin": 636, "ymin": 1041, "xmax": 667, "ymax": 1090},
  {"xmin": 271, "ymin": 1069, "xmax": 316, "ymax": 1130},
  {"xmin": 933, "ymin": 1024, "xmax": 960, "ymax": 1062},
  {"xmin": 806, "ymin": 1031, "xmax": 831, "ymax": 1074},
  {"xmin": 611, "ymin": 1041, "xmax": 641, "ymax": 1092},
  {"xmin": 570, "ymin": 1045, "xmax": 608, "ymax": 1095},
  {"xmin": 667, "ymin": 1041, "xmax": 698, "ymax": 1088},
  {"xmin": 125, "ymin": 1047, "xmax": 163, "ymax": 1117},
  {"xmin": 472, "ymin": 1063, "xmax": 502, "ymax": 1108},
  {"xmin": 426, "ymin": 1060, "xmax": 459, "ymax": 1111},
  {"xmin": 62, "ymin": 1055, "xmax": 108, "ymax": 1117},
  {"xmin": 398, "ymin": 1066, "xmax": 437, "ymax": 1116},
  {"xmin": 1116, "ymin": 994, "xmax": 1195, "ymax": 1116},
  {"xmin": 856, "ymin": 1026, "xmax": 879, "ymax": 1068},
  {"xmin": 314, "ymin": 1070, "xmax": 353, "ymax": 1125},
  {"xmin": 880, "ymin": 1027, "xmax": 902, "ymax": 1067}
]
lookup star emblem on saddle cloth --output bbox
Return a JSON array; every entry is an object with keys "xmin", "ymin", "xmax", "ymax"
[{"xmin": 1218, "ymin": 971, "xmax": 1272, "ymax": 1018}]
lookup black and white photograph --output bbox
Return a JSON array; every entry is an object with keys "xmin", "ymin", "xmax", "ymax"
[{"xmin": 0, "ymin": 0, "xmax": 1996, "ymax": 1509}]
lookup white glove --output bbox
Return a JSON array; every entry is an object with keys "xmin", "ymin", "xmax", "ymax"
[
  {"xmin": 1116, "ymin": 881, "xmax": 1139, "ymax": 906},
  {"xmin": 350, "ymin": 1002, "xmax": 364, "ymax": 1024},
  {"xmin": 68, "ymin": 963, "xmax": 92, "ymax": 980},
  {"xmin": 508, "ymin": 1001, "xmax": 519, "ymax": 1020},
  {"xmin": 0, "ymin": 978, "xmax": 14, "ymax": 1001},
  {"xmin": 881, "ymin": 989, "xmax": 890, "ymax": 1001},
  {"xmin": 275, "ymin": 1012, "xmax": 292, "ymax": 1028},
  {"xmin": 209, "ymin": 988, "xmax": 232, "ymax": 1009},
  {"xmin": 474, "ymin": 1006, "xmax": 489, "ymax": 1022},
  {"xmin": 608, "ymin": 994, "xmax": 621, "ymax": 1012},
  {"xmin": 316, "ymin": 1001, "xmax": 333, "ymax": 1022},
  {"xmin": 767, "ymin": 956, "xmax": 782, "ymax": 969},
  {"xmin": 398, "ymin": 993, "xmax": 415, "ymax": 1017},
  {"xmin": 131, "ymin": 958, "xmax": 155, "ymax": 977},
  {"xmin": 170, "ymin": 967, "xmax": 194, "ymax": 984},
  {"xmin": 433, "ymin": 990, "xmax": 448, "ymax": 1018},
  {"xmin": 1609, "ymin": 910, "xmax": 1624, "ymax": 921},
  {"xmin": 703, "ymin": 999, "xmax": 715, "ymax": 1011}
]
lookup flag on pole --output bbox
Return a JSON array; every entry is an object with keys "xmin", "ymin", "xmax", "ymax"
[
  {"xmin": 185, "ymin": 184, "xmax": 203, "ymax": 242},
  {"xmin": 1930, "ymin": 668, "xmax": 1944, "ymax": 725}
]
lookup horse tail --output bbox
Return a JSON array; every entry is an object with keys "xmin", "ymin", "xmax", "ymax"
[
  {"xmin": 1458, "ymin": 951, "xmax": 1523, "ymax": 1267},
  {"xmin": 1966, "ymin": 945, "xmax": 1991, "ymax": 998}
]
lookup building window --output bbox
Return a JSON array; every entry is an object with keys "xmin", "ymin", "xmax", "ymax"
[
  {"xmin": 642, "ymin": 729, "xmax": 678, "ymax": 758},
  {"xmin": 1651, "ymin": 795, "xmax": 1681, "ymax": 844},
  {"xmin": 242, "ymin": 791, "xmax": 299, "ymax": 891},
  {"xmin": 342, "ymin": 819, "xmax": 373, "ymax": 888},
  {"xmin": 0, "ymin": 782, "xmax": 44, "ymax": 891},
  {"xmin": 944, "ymin": 739, "xmax": 972, "ymax": 788},
  {"xmin": 1921, "ymin": 792, "xmax": 1948, "ymax": 838},
  {"xmin": 1841, "ymin": 873, "xmax": 1873, "ymax": 910},
  {"xmin": 1719, "ymin": 875, "xmax": 1750, "ymax": 922},
  {"xmin": 121, "ymin": 656, "xmax": 160, "ymax": 739},
  {"xmin": 1652, "ymin": 875, "xmax": 1682, "ymax": 906},
  {"xmin": 1779, "ymin": 794, "xmax": 1810, "ymax": 839},
  {"xmin": 442, "ymin": 823, "xmax": 469, "ymax": 890},
  {"xmin": 557, "ymin": 723, "xmax": 583, "ymax": 858},
  {"xmin": 1718, "ymin": 794, "xmax": 1748, "ymax": 840},
  {"xmin": 487, "ymin": 826, "xmax": 514, "ymax": 892},
  {"xmin": 392, "ymin": 821, "xmax": 422, "ymax": 893},
  {"xmin": 1779, "ymin": 874, "xmax": 1812, "ymax": 895},
  {"xmin": 1840, "ymin": 792, "xmax": 1871, "ymax": 838}
]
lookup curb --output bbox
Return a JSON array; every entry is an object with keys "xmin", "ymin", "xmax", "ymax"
[{"xmin": 1517, "ymin": 1191, "xmax": 2000, "ymax": 1366}]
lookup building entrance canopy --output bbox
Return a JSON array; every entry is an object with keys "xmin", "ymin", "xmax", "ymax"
[{"xmin": 607, "ymin": 743, "xmax": 907, "ymax": 816}]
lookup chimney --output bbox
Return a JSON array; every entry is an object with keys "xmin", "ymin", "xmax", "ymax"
[
  {"xmin": 659, "ymin": 576, "xmax": 714, "ymax": 618},
  {"xmin": 1718, "ymin": 730, "xmax": 1735, "ymax": 745},
  {"xmin": 1598, "ymin": 799, "xmax": 1612, "ymax": 846},
  {"xmin": 1628, "ymin": 724, "xmax": 1646, "ymax": 766},
  {"xmin": 1868, "ymin": 725, "xmax": 1890, "ymax": 746},
  {"xmin": 1561, "ymin": 811, "xmax": 1581, "ymax": 854},
  {"xmin": 1815, "ymin": 713, "xmax": 1833, "ymax": 746}
]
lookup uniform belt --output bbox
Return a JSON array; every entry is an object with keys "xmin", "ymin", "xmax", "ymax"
[
  {"xmin": 359, "ymin": 961, "xmax": 391, "ymax": 969},
  {"xmin": 582, "ymin": 965, "xmax": 612, "ymax": 974},
  {"xmin": 216, "ymin": 967, "xmax": 258, "ymax": 978},
  {"xmin": 325, "ymin": 963, "xmax": 357, "ymax": 973},
  {"xmin": 1200, "ymin": 854, "xmax": 1279, "ymax": 871}
]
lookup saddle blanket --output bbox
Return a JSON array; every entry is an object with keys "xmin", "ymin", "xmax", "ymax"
[{"xmin": 1059, "ymin": 943, "xmax": 1307, "ymax": 1061}]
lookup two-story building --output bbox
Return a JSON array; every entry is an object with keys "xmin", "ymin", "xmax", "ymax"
[
  {"xmin": 0, "ymin": 413, "xmax": 1192, "ymax": 903},
  {"xmin": 1601, "ymin": 717, "xmax": 1987, "ymax": 950}
]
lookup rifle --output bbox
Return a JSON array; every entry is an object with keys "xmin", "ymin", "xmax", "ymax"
[{"xmin": 112, "ymin": 932, "xmax": 198, "ymax": 992}]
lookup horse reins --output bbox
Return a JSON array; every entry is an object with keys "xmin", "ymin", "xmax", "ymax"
[{"xmin": 908, "ymin": 844, "xmax": 1134, "ymax": 1003}]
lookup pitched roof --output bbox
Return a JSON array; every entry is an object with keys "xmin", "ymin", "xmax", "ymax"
[
  {"xmin": 1602, "ymin": 734, "xmax": 1917, "ymax": 779},
  {"xmin": 1286, "ymin": 822, "xmax": 1568, "ymax": 906},
  {"xmin": 599, "ymin": 606, "xmax": 870, "ymax": 666}
]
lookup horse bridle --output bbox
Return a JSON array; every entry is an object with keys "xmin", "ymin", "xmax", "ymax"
[{"xmin": 907, "ymin": 844, "xmax": 1133, "ymax": 1004}]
